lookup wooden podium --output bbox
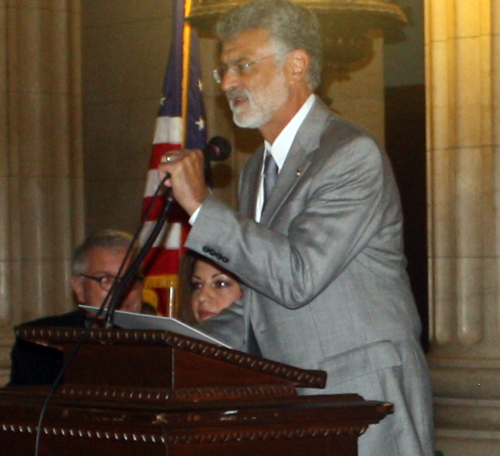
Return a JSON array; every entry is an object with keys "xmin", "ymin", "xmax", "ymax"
[{"xmin": 0, "ymin": 327, "xmax": 393, "ymax": 455}]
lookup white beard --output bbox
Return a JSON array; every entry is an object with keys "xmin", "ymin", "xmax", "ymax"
[{"xmin": 227, "ymin": 69, "xmax": 289, "ymax": 129}]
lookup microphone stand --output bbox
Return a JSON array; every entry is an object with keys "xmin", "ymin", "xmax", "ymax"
[
  {"xmin": 33, "ymin": 181, "xmax": 176, "ymax": 456},
  {"xmin": 104, "ymin": 189, "xmax": 175, "ymax": 327}
]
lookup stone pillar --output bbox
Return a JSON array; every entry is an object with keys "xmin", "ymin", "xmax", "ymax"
[
  {"xmin": 326, "ymin": 34, "xmax": 386, "ymax": 146},
  {"xmin": 0, "ymin": 0, "xmax": 84, "ymax": 384},
  {"xmin": 426, "ymin": 0, "xmax": 500, "ymax": 453}
]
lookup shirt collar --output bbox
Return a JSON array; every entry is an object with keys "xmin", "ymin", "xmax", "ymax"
[{"xmin": 264, "ymin": 93, "xmax": 315, "ymax": 170}]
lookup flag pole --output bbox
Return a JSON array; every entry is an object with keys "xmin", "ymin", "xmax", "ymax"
[
  {"xmin": 140, "ymin": 0, "xmax": 207, "ymax": 316},
  {"xmin": 181, "ymin": 0, "xmax": 194, "ymax": 146}
]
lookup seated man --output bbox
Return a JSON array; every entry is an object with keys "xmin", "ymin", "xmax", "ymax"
[{"xmin": 7, "ymin": 229, "xmax": 154, "ymax": 387}]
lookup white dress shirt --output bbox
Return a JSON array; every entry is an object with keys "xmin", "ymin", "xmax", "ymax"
[{"xmin": 255, "ymin": 94, "xmax": 315, "ymax": 221}]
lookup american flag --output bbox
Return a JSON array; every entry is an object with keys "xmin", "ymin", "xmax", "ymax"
[{"xmin": 140, "ymin": 0, "xmax": 207, "ymax": 316}]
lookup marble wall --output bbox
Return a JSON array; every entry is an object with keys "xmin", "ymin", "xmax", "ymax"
[
  {"xmin": 82, "ymin": 0, "xmax": 172, "ymax": 235},
  {"xmin": 426, "ymin": 0, "xmax": 500, "ymax": 453},
  {"xmin": 0, "ymin": 0, "xmax": 84, "ymax": 385}
]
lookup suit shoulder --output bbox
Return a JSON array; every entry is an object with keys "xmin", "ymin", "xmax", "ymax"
[
  {"xmin": 325, "ymin": 111, "xmax": 380, "ymax": 147},
  {"xmin": 314, "ymin": 115, "xmax": 384, "ymax": 170},
  {"xmin": 298, "ymin": 98, "xmax": 382, "ymax": 160},
  {"xmin": 19, "ymin": 309, "xmax": 86, "ymax": 329}
]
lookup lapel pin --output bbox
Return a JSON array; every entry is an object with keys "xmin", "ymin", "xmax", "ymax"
[{"xmin": 294, "ymin": 169, "xmax": 302, "ymax": 178}]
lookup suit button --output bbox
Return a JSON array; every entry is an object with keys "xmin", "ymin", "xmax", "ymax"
[{"xmin": 203, "ymin": 246, "xmax": 215, "ymax": 256}]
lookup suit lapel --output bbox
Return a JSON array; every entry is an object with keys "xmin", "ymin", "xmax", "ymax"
[
  {"xmin": 239, "ymin": 145, "xmax": 265, "ymax": 218},
  {"xmin": 260, "ymin": 99, "xmax": 331, "ymax": 225}
]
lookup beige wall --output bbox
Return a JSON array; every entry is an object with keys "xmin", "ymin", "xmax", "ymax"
[
  {"xmin": 82, "ymin": 0, "xmax": 173, "ymax": 235},
  {"xmin": 328, "ymin": 36, "xmax": 385, "ymax": 145},
  {"xmin": 0, "ymin": 0, "xmax": 84, "ymax": 385}
]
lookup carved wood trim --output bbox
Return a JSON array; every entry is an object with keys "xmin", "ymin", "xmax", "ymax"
[
  {"xmin": 15, "ymin": 327, "xmax": 327, "ymax": 388},
  {"xmin": 0, "ymin": 422, "xmax": 369, "ymax": 444},
  {"xmin": 57, "ymin": 383, "xmax": 297, "ymax": 402}
]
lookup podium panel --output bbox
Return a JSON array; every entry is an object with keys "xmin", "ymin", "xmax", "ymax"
[{"xmin": 0, "ymin": 327, "xmax": 393, "ymax": 455}]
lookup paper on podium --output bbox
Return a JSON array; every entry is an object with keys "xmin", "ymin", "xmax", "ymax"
[{"xmin": 79, "ymin": 305, "xmax": 230, "ymax": 348}]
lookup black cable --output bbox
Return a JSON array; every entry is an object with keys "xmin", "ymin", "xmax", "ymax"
[
  {"xmin": 104, "ymin": 187, "xmax": 175, "ymax": 326},
  {"xmin": 33, "ymin": 174, "xmax": 171, "ymax": 456}
]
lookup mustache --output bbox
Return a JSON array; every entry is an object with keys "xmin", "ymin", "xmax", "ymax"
[{"xmin": 226, "ymin": 87, "xmax": 250, "ymax": 104}]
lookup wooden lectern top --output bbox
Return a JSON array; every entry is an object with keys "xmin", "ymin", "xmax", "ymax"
[{"xmin": 15, "ymin": 326, "xmax": 326, "ymax": 399}]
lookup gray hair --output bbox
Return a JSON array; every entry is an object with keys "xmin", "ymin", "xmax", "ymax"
[
  {"xmin": 216, "ymin": 0, "xmax": 323, "ymax": 90},
  {"xmin": 72, "ymin": 229, "xmax": 136, "ymax": 276}
]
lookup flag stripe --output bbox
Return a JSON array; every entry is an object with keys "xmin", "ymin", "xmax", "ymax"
[
  {"xmin": 153, "ymin": 116, "xmax": 184, "ymax": 145},
  {"xmin": 139, "ymin": 222, "xmax": 182, "ymax": 249}
]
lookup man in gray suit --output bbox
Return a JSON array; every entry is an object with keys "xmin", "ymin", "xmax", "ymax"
[{"xmin": 159, "ymin": 1, "xmax": 433, "ymax": 454}]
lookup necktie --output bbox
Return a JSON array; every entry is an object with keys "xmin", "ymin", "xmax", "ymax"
[{"xmin": 263, "ymin": 151, "xmax": 278, "ymax": 209}]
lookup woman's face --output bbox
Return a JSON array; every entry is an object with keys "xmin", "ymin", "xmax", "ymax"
[{"xmin": 190, "ymin": 259, "xmax": 242, "ymax": 322}]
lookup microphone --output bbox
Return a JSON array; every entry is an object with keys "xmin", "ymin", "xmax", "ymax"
[
  {"xmin": 204, "ymin": 136, "xmax": 231, "ymax": 162},
  {"xmin": 202, "ymin": 136, "xmax": 231, "ymax": 187}
]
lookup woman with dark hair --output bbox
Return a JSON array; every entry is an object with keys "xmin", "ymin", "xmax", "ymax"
[{"xmin": 178, "ymin": 250, "xmax": 242, "ymax": 325}]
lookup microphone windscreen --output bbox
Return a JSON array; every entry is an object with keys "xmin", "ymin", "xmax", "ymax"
[{"xmin": 205, "ymin": 136, "xmax": 231, "ymax": 162}]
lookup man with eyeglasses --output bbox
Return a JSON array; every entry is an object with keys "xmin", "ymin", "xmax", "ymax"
[
  {"xmin": 7, "ymin": 229, "xmax": 153, "ymax": 387},
  {"xmin": 71, "ymin": 229, "xmax": 146, "ymax": 315},
  {"xmin": 158, "ymin": 1, "xmax": 433, "ymax": 455}
]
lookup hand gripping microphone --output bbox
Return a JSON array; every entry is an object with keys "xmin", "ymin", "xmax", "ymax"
[{"xmin": 105, "ymin": 136, "xmax": 231, "ymax": 328}]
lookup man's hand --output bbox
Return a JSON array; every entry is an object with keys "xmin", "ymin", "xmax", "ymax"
[{"xmin": 158, "ymin": 149, "xmax": 210, "ymax": 216}]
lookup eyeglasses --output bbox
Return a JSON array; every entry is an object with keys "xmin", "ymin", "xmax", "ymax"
[
  {"xmin": 212, "ymin": 54, "xmax": 277, "ymax": 84},
  {"xmin": 79, "ymin": 273, "xmax": 143, "ymax": 292}
]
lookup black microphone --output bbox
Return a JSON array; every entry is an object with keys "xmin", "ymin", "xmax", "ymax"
[
  {"xmin": 203, "ymin": 136, "xmax": 231, "ymax": 187},
  {"xmin": 204, "ymin": 136, "xmax": 231, "ymax": 162}
]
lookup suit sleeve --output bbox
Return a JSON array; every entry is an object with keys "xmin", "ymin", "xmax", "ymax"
[
  {"xmin": 185, "ymin": 134, "xmax": 403, "ymax": 310},
  {"xmin": 7, "ymin": 338, "xmax": 64, "ymax": 386},
  {"xmin": 196, "ymin": 298, "xmax": 249, "ymax": 352}
]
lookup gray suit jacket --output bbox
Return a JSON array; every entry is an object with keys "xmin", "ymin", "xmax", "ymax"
[{"xmin": 185, "ymin": 97, "xmax": 433, "ymax": 456}]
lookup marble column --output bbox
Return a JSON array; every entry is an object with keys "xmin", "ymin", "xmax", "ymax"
[
  {"xmin": 0, "ymin": 0, "xmax": 84, "ymax": 384},
  {"xmin": 426, "ymin": 0, "xmax": 500, "ymax": 453}
]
